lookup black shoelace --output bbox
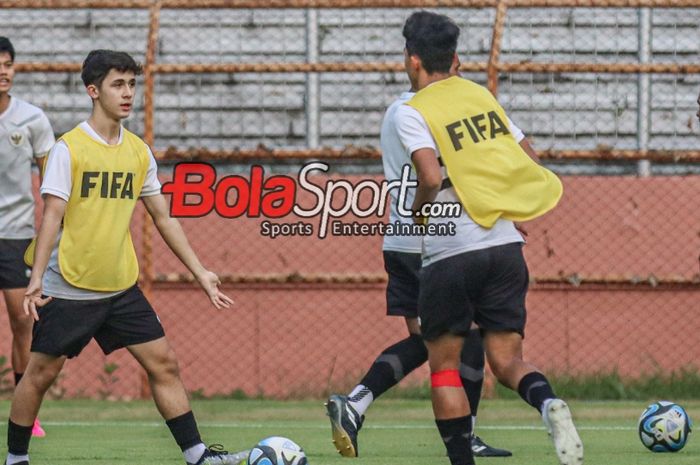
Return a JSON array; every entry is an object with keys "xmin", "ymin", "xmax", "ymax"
[{"xmin": 205, "ymin": 444, "xmax": 230, "ymax": 456}]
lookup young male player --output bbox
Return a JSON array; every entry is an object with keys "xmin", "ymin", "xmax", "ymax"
[
  {"xmin": 4, "ymin": 50, "xmax": 246, "ymax": 465},
  {"xmin": 325, "ymin": 59, "xmax": 542, "ymax": 458},
  {"xmin": 0, "ymin": 36, "xmax": 54, "ymax": 439},
  {"xmin": 397, "ymin": 11, "xmax": 583, "ymax": 465}
]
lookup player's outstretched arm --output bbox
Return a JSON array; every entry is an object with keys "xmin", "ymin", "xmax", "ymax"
[
  {"xmin": 142, "ymin": 193, "xmax": 233, "ymax": 310},
  {"xmin": 24, "ymin": 194, "xmax": 66, "ymax": 320}
]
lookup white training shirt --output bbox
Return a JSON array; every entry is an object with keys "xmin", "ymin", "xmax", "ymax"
[
  {"xmin": 380, "ymin": 92, "xmax": 423, "ymax": 253},
  {"xmin": 0, "ymin": 96, "xmax": 55, "ymax": 239},
  {"xmin": 41, "ymin": 121, "xmax": 161, "ymax": 300},
  {"xmin": 393, "ymin": 100, "xmax": 525, "ymax": 266}
]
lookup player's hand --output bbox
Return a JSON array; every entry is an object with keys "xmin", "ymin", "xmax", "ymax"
[
  {"xmin": 23, "ymin": 279, "xmax": 52, "ymax": 321},
  {"xmin": 196, "ymin": 270, "xmax": 234, "ymax": 310}
]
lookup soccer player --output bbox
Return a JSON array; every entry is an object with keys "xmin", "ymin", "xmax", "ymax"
[
  {"xmin": 397, "ymin": 11, "xmax": 583, "ymax": 465},
  {"xmin": 4, "ymin": 50, "xmax": 246, "ymax": 465},
  {"xmin": 325, "ymin": 60, "xmax": 540, "ymax": 459},
  {"xmin": 0, "ymin": 36, "xmax": 54, "ymax": 439}
]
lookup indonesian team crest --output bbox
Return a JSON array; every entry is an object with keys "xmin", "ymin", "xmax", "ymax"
[{"xmin": 9, "ymin": 131, "xmax": 24, "ymax": 147}]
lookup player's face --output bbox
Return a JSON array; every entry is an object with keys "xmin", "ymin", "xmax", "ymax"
[
  {"xmin": 93, "ymin": 69, "xmax": 136, "ymax": 120},
  {"xmin": 0, "ymin": 52, "xmax": 15, "ymax": 94}
]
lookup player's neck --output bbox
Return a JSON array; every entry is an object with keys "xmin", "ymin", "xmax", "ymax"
[
  {"xmin": 416, "ymin": 72, "xmax": 450, "ymax": 91},
  {"xmin": 87, "ymin": 113, "xmax": 122, "ymax": 145},
  {"xmin": 0, "ymin": 93, "xmax": 10, "ymax": 115}
]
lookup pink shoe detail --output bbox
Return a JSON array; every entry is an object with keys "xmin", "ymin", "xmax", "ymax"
[{"xmin": 32, "ymin": 418, "xmax": 46, "ymax": 438}]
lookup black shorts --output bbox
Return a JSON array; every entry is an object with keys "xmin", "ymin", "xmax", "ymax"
[
  {"xmin": 31, "ymin": 285, "xmax": 165, "ymax": 358},
  {"xmin": 383, "ymin": 251, "xmax": 422, "ymax": 317},
  {"xmin": 0, "ymin": 238, "xmax": 32, "ymax": 289},
  {"xmin": 418, "ymin": 242, "xmax": 528, "ymax": 341}
]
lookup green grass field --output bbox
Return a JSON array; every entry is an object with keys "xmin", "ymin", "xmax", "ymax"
[{"xmin": 0, "ymin": 399, "xmax": 697, "ymax": 464}]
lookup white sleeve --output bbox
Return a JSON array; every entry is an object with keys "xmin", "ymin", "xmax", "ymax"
[
  {"xmin": 29, "ymin": 111, "xmax": 56, "ymax": 158},
  {"xmin": 139, "ymin": 146, "xmax": 162, "ymax": 197},
  {"xmin": 507, "ymin": 116, "xmax": 525, "ymax": 143},
  {"xmin": 394, "ymin": 104, "xmax": 437, "ymax": 157},
  {"xmin": 40, "ymin": 141, "xmax": 72, "ymax": 201}
]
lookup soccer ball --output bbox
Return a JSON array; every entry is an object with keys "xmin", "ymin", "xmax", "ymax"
[
  {"xmin": 638, "ymin": 401, "xmax": 692, "ymax": 452},
  {"xmin": 247, "ymin": 436, "xmax": 308, "ymax": 465}
]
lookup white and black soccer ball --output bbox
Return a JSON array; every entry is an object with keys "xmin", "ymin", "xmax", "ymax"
[
  {"xmin": 638, "ymin": 401, "xmax": 692, "ymax": 452},
  {"xmin": 247, "ymin": 436, "xmax": 308, "ymax": 465}
]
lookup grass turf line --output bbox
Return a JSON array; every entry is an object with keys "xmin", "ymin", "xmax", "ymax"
[{"xmin": 0, "ymin": 399, "xmax": 697, "ymax": 465}]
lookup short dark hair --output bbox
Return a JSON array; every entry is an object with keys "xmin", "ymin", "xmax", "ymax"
[
  {"xmin": 403, "ymin": 11, "xmax": 460, "ymax": 74},
  {"xmin": 0, "ymin": 37, "xmax": 15, "ymax": 61},
  {"xmin": 81, "ymin": 50, "xmax": 143, "ymax": 88}
]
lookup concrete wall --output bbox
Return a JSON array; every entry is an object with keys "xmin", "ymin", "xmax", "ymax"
[{"xmin": 1, "ymin": 7, "xmax": 699, "ymax": 152}]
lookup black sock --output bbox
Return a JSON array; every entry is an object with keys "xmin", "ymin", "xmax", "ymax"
[
  {"xmin": 358, "ymin": 334, "xmax": 427, "ymax": 399},
  {"xmin": 517, "ymin": 372, "xmax": 556, "ymax": 413},
  {"xmin": 436, "ymin": 416, "xmax": 474, "ymax": 465},
  {"xmin": 165, "ymin": 411, "xmax": 202, "ymax": 451},
  {"xmin": 460, "ymin": 328, "xmax": 484, "ymax": 420},
  {"xmin": 7, "ymin": 419, "xmax": 32, "ymax": 455},
  {"xmin": 14, "ymin": 372, "xmax": 23, "ymax": 386}
]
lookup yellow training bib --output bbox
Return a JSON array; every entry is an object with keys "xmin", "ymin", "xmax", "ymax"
[
  {"xmin": 26, "ymin": 126, "xmax": 150, "ymax": 291},
  {"xmin": 407, "ymin": 76, "xmax": 563, "ymax": 228}
]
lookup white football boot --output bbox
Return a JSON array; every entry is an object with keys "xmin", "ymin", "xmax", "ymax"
[{"xmin": 542, "ymin": 399, "xmax": 584, "ymax": 465}]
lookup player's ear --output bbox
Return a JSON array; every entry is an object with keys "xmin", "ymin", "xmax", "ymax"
[
  {"xmin": 409, "ymin": 54, "xmax": 422, "ymax": 72},
  {"xmin": 86, "ymin": 83, "xmax": 99, "ymax": 100},
  {"xmin": 450, "ymin": 54, "xmax": 461, "ymax": 76}
]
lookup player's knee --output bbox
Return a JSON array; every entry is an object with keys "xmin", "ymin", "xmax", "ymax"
[
  {"xmin": 489, "ymin": 361, "xmax": 509, "ymax": 382},
  {"xmin": 426, "ymin": 338, "xmax": 463, "ymax": 372},
  {"xmin": 8, "ymin": 312, "xmax": 32, "ymax": 335},
  {"xmin": 428, "ymin": 352, "xmax": 461, "ymax": 373},
  {"xmin": 164, "ymin": 353, "xmax": 181, "ymax": 379},
  {"xmin": 25, "ymin": 364, "xmax": 61, "ymax": 392},
  {"xmin": 489, "ymin": 356, "xmax": 522, "ymax": 384},
  {"xmin": 150, "ymin": 349, "xmax": 181, "ymax": 380}
]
